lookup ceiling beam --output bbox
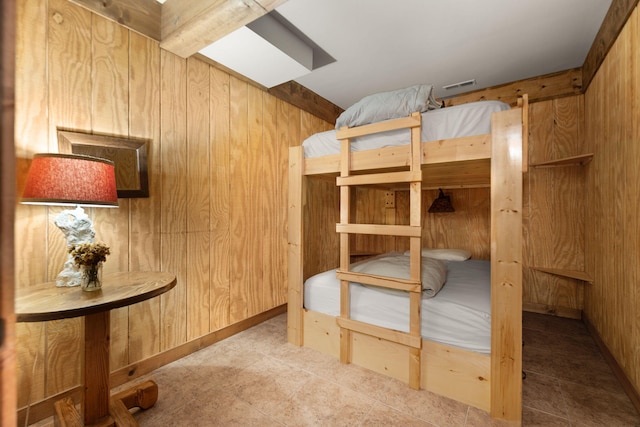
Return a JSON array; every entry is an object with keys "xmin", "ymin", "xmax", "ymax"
[
  {"xmin": 268, "ymin": 81, "xmax": 344, "ymax": 124},
  {"xmin": 444, "ymin": 68, "xmax": 583, "ymax": 107},
  {"xmin": 68, "ymin": 0, "xmax": 161, "ymax": 40},
  {"xmin": 160, "ymin": 0, "xmax": 288, "ymax": 59},
  {"xmin": 582, "ymin": 0, "xmax": 639, "ymax": 90}
]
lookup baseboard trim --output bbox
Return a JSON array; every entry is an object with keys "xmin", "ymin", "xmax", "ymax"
[
  {"xmin": 17, "ymin": 304, "xmax": 287, "ymax": 425},
  {"xmin": 523, "ymin": 301, "xmax": 582, "ymax": 319},
  {"xmin": 582, "ymin": 313, "xmax": 640, "ymax": 414}
]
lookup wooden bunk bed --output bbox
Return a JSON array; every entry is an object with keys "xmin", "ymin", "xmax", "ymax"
[{"xmin": 288, "ymin": 95, "xmax": 528, "ymax": 424}]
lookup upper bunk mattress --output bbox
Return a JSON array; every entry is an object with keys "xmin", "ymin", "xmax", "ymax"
[
  {"xmin": 303, "ymin": 253, "xmax": 491, "ymax": 354},
  {"xmin": 302, "ymin": 100, "xmax": 510, "ymax": 158}
]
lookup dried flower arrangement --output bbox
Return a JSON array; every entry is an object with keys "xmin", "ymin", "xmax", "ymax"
[{"xmin": 69, "ymin": 241, "xmax": 111, "ymax": 267}]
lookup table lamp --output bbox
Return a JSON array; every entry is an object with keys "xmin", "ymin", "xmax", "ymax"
[{"xmin": 21, "ymin": 153, "xmax": 118, "ymax": 286}]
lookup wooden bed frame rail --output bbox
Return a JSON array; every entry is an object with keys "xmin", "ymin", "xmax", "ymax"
[{"xmin": 288, "ymin": 98, "xmax": 526, "ymax": 425}]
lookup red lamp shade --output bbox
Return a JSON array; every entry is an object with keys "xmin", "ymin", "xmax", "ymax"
[{"xmin": 22, "ymin": 153, "xmax": 118, "ymax": 207}]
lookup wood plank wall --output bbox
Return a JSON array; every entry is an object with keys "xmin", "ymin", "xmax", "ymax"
[
  {"xmin": 351, "ymin": 188, "xmax": 492, "ymax": 260},
  {"xmin": 524, "ymin": 96, "xmax": 586, "ymax": 318},
  {"xmin": 584, "ymin": 6, "xmax": 640, "ymax": 399},
  {"xmin": 13, "ymin": 0, "xmax": 331, "ymax": 410}
]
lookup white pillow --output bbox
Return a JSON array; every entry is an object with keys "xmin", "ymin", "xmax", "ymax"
[
  {"xmin": 335, "ymin": 84, "xmax": 441, "ymax": 129},
  {"xmin": 404, "ymin": 248, "xmax": 472, "ymax": 261},
  {"xmin": 350, "ymin": 253, "xmax": 447, "ymax": 298}
]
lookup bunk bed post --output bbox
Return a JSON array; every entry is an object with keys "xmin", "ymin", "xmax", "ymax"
[
  {"xmin": 288, "ymin": 146, "xmax": 305, "ymax": 346},
  {"xmin": 490, "ymin": 107, "xmax": 524, "ymax": 424},
  {"xmin": 408, "ymin": 112, "xmax": 423, "ymax": 390},
  {"xmin": 338, "ymin": 135, "xmax": 353, "ymax": 364}
]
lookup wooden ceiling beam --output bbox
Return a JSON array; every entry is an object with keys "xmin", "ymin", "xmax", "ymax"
[
  {"xmin": 68, "ymin": 0, "xmax": 161, "ymax": 40},
  {"xmin": 582, "ymin": 0, "xmax": 639, "ymax": 89},
  {"xmin": 444, "ymin": 68, "xmax": 583, "ymax": 107},
  {"xmin": 160, "ymin": 0, "xmax": 288, "ymax": 58}
]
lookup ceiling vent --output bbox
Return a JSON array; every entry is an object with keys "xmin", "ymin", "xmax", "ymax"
[
  {"xmin": 199, "ymin": 11, "xmax": 334, "ymax": 88},
  {"xmin": 443, "ymin": 79, "xmax": 477, "ymax": 90}
]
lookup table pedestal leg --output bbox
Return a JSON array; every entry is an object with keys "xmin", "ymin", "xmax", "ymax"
[{"xmin": 84, "ymin": 311, "xmax": 112, "ymax": 425}]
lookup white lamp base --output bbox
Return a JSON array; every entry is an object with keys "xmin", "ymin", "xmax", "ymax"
[{"xmin": 54, "ymin": 206, "xmax": 96, "ymax": 287}]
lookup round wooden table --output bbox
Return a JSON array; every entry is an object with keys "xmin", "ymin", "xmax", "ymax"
[{"xmin": 16, "ymin": 271, "xmax": 177, "ymax": 426}]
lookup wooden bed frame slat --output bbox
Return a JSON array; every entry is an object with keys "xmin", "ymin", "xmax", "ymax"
[
  {"xmin": 337, "ymin": 317, "xmax": 422, "ymax": 348},
  {"xmin": 302, "ymin": 133, "xmax": 491, "ymax": 176},
  {"xmin": 336, "ymin": 114, "xmax": 421, "ymax": 139},
  {"xmin": 336, "ymin": 270, "xmax": 422, "ymax": 292},
  {"xmin": 336, "ymin": 170, "xmax": 422, "ymax": 186},
  {"xmin": 336, "ymin": 223, "xmax": 421, "ymax": 237}
]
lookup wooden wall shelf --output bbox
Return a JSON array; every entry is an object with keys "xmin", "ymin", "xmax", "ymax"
[
  {"xmin": 530, "ymin": 153, "xmax": 594, "ymax": 168},
  {"xmin": 531, "ymin": 267, "xmax": 593, "ymax": 283}
]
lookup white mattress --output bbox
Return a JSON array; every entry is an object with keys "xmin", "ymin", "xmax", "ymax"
[
  {"xmin": 302, "ymin": 100, "xmax": 510, "ymax": 158},
  {"xmin": 303, "ymin": 254, "xmax": 491, "ymax": 354}
]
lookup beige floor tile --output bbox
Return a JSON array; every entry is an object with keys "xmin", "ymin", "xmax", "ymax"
[
  {"xmin": 521, "ymin": 406, "xmax": 572, "ymax": 427},
  {"xmin": 377, "ymin": 377, "xmax": 469, "ymax": 426},
  {"xmin": 522, "ymin": 371, "xmax": 569, "ymax": 419},
  {"xmin": 92, "ymin": 312, "xmax": 639, "ymax": 427},
  {"xmin": 227, "ymin": 355, "xmax": 314, "ymax": 415},
  {"xmin": 560, "ymin": 379, "xmax": 640, "ymax": 427},
  {"xmin": 361, "ymin": 401, "xmax": 436, "ymax": 426},
  {"xmin": 271, "ymin": 376, "xmax": 375, "ymax": 426}
]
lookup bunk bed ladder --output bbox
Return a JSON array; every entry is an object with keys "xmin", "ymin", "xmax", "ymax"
[{"xmin": 335, "ymin": 112, "xmax": 424, "ymax": 389}]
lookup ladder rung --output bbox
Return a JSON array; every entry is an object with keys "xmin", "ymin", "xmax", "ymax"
[
  {"xmin": 337, "ymin": 270, "xmax": 422, "ymax": 292},
  {"xmin": 336, "ymin": 223, "xmax": 422, "ymax": 237},
  {"xmin": 337, "ymin": 171, "xmax": 422, "ymax": 186},
  {"xmin": 336, "ymin": 114, "xmax": 421, "ymax": 140},
  {"xmin": 337, "ymin": 317, "xmax": 422, "ymax": 349}
]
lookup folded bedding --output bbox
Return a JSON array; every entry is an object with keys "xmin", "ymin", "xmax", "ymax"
[
  {"xmin": 304, "ymin": 252, "xmax": 491, "ymax": 354},
  {"xmin": 350, "ymin": 252, "xmax": 447, "ymax": 297},
  {"xmin": 335, "ymin": 84, "xmax": 442, "ymax": 129},
  {"xmin": 302, "ymin": 100, "xmax": 510, "ymax": 158}
]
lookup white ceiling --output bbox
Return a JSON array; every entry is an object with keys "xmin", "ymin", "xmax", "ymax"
[{"xmin": 274, "ymin": 0, "xmax": 612, "ymax": 109}]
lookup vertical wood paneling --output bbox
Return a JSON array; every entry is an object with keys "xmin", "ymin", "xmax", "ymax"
[
  {"xmin": 616, "ymin": 19, "xmax": 633, "ymax": 372},
  {"xmin": 262, "ymin": 92, "xmax": 278, "ymax": 310},
  {"xmin": 526, "ymin": 101, "xmax": 555, "ymax": 305},
  {"xmin": 304, "ymin": 178, "xmax": 340, "ymax": 279},
  {"xmin": 247, "ymin": 85, "xmax": 263, "ymax": 317},
  {"xmin": 210, "ymin": 67, "xmax": 230, "ymax": 331},
  {"xmin": 15, "ymin": 323, "xmax": 45, "ymax": 408},
  {"xmin": 160, "ymin": 233, "xmax": 187, "ymax": 350},
  {"xmin": 186, "ymin": 57, "xmax": 211, "ymax": 340},
  {"xmin": 160, "ymin": 49, "xmax": 187, "ymax": 350},
  {"xmin": 229, "ymin": 76, "xmax": 250, "ymax": 323},
  {"xmin": 524, "ymin": 97, "xmax": 585, "ymax": 313},
  {"xmin": 468, "ymin": 189, "xmax": 490, "ymax": 259},
  {"xmin": 128, "ymin": 31, "xmax": 162, "ymax": 362},
  {"xmin": 275, "ymin": 99, "xmax": 291, "ymax": 305},
  {"xmin": 15, "ymin": 0, "xmax": 49, "ymax": 408},
  {"xmin": 584, "ymin": 6, "xmax": 640, "ymax": 398},
  {"xmin": 45, "ymin": 0, "xmax": 92, "ymax": 396},
  {"xmin": 632, "ymin": 9, "xmax": 640, "ymax": 389},
  {"xmin": 389, "ymin": 188, "xmax": 490, "ymax": 259},
  {"xmin": 90, "ymin": 13, "xmax": 131, "ymax": 371},
  {"xmin": 15, "ymin": 0, "xmax": 333, "ymax": 414},
  {"xmin": 301, "ymin": 113, "xmax": 340, "ymax": 280}
]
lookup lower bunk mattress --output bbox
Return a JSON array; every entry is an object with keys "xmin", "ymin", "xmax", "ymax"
[
  {"xmin": 303, "ymin": 253, "xmax": 491, "ymax": 354},
  {"xmin": 302, "ymin": 100, "xmax": 510, "ymax": 158}
]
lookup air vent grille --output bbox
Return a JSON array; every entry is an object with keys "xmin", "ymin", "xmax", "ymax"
[{"xmin": 443, "ymin": 79, "xmax": 476, "ymax": 90}]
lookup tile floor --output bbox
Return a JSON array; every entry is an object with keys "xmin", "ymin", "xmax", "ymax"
[{"xmin": 33, "ymin": 311, "xmax": 640, "ymax": 426}]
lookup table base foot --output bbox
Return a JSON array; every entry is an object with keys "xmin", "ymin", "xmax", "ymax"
[
  {"xmin": 54, "ymin": 397, "xmax": 115, "ymax": 427},
  {"xmin": 54, "ymin": 380, "xmax": 159, "ymax": 427}
]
